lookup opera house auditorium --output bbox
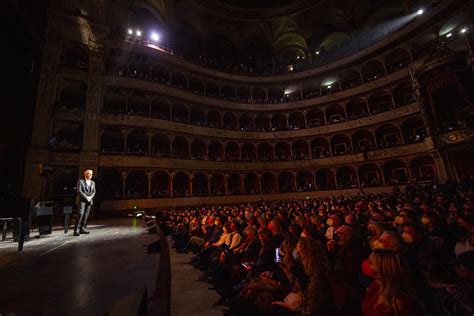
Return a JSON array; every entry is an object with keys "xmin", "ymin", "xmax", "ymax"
[{"xmin": 1, "ymin": 0, "xmax": 473, "ymax": 315}]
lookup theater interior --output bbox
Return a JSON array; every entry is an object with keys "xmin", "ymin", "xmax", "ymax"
[{"xmin": 1, "ymin": 0, "xmax": 473, "ymax": 315}]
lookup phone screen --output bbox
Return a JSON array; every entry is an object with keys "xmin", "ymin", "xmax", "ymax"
[{"xmin": 275, "ymin": 248, "xmax": 281, "ymax": 263}]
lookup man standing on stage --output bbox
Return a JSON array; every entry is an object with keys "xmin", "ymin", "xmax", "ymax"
[{"xmin": 74, "ymin": 169, "xmax": 95, "ymax": 236}]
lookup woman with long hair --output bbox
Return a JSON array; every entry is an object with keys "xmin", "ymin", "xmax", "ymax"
[
  {"xmin": 272, "ymin": 237, "xmax": 332, "ymax": 316},
  {"xmin": 362, "ymin": 249, "xmax": 424, "ymax": 316}
]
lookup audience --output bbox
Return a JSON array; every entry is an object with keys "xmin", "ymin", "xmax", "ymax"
[{"xmin": 157, "ymin": 179, "xmax": 474, "ymax": 315}]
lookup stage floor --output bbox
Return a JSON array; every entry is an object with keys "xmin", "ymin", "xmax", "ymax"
[{"xmin": 0, "ymin": 217, "xmax": 159, "ymax": 315}]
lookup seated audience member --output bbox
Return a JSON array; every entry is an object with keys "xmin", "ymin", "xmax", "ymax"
[{"xmin": 362, "ymin": 249, "xmax": 424, "ymax": 316}]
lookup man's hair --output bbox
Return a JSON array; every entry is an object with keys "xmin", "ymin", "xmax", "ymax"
[{"xmin": 84, "ymin": 169, "xmax": 93, "ymax": 175}]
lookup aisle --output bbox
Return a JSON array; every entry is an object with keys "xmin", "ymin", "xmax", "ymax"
[{"xmin": 169, "ymin": 246, "xmax": 226, "ymax": 316}]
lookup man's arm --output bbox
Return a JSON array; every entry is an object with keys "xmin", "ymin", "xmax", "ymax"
[
  {"xmin": 89, "ymin": 181, "xmax": 96, "ymax": 199},
  {"xmin": 77, "ymin": 180, "xmax": 89, "ymax": 200}
]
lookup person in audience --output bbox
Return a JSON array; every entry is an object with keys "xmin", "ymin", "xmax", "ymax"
[{"xmin": 362, "ymin": 249, "xmax": 424, "ymax": 316}]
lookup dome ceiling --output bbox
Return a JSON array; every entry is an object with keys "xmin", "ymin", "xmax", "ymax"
[{"xmin": 110, "ymin": 0, "xmax": 408, "ymax": 73}]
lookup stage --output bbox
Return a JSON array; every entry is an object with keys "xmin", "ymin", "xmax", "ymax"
[{"xmin": 0, "ymin": 217, "xmax": 159, "ymax": 315}]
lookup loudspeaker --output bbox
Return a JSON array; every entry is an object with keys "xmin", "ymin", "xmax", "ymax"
[{"xmin": 146, "ymin": 240, "xmax": 161, "ymax": 254}]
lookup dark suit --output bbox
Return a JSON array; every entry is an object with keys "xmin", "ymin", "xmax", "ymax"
[{"xmin": 75, "ymin": 179, "xmax": 96, "ymax": 232}]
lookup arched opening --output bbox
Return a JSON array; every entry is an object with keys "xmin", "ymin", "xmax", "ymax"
[
  {"xmin": 191, "ymin": 138, "xmax": 207, "ymax": 160},
  {"xmin": 207, "ymin": 110, "xmax": 222, "ymax": 128},
  {"xmin": 129, "ymin": 59, "xmax": 149, "ymax": 80},
  {"xmin": 411, "ymin": 33, "xmax": 436, "ymax": 59},
  {"xmin": 190, "ymin": 107, "xmax": 206, "ymax": 126},
  {"xmin": 359, "ymin": 164, "xmax": 382, "ymax": 187},
  {"xmin": 151, "ymin": 133, "xmax": 170, "ymax": 157},
  {"xmin": 225, "ymin": 141, "xmax": 240, "ymax": 161},
  {"xmin": 275, "ymin": 142, "xmax": 291, "ymax": 161},
  {"xmin": 315, "ymin": 169, "xmax": 336, "ymax": 190},
  {"xmin": 210, "ymin": 173, "xmax": 225, "ymax": 195},
  {"xmin": 128, "ymin": 91, "xmax": 148, "ymax": 116},
  {"xmin": 411, "ymin": 156, "xmax": 437, "ymax": 183},
  {"xmin": 368, "ymin": 91, "xmax": 393, "ymax": 114},
  {"xmin": 376, "ymin": 124, "xmax": 402, "ymax": 147},
  {"xmin": 336, "ymin": 166, "xmax": 358, "ymax": 188},
  {"xmin": 255, "ymin": 114, "xmax": 271, "ymax": 131},
  {"xmin": 58, "ymin": 81, "xmax": 87, "ymax": 110},
  {"xmin": 239, "ymin": 114, "xmax": 254, "ymax": 131},
  {"xmin": 237, "ymin": 87, "xmax": 251, "ymax": 102},
  {"xmin": 307, "ymin": 108, "xmax": 325, "ymax": 127},
  {"xmin": 311, "ymin": 138, "xmax": 330, "ymax": 158},
  {"xmin": 151, "ymin": 171, "xmax": 170, "ymax": 198},
  {"xmin": 208, "ymin": 141, "xmax": 224, "ymax": 161},
  {"xmin": 393, "ymin": 81, "xmax": 416, "ymax": 107},
  {"xmin": 271, "ymin": 113, "xmax": 287, "ymax": 131},
  {"xmin": 352, "ymin": 130, "xmax": 376, "ymax": 152},
  {"xmin": 189, "ymin": 77, "xmax": 204, "ymax": 94},
  {"xmin": 223, "ymin": 112, "xmax": 238, "ymax": 130},
  {"xmin": 288, "ymin": 112, "xmax": 306, "ymax": 130},
  {"xmin": 105, "ymin": 50, "xmax": 126, "ymax": 76},
  {"xmin": 326, "ymin": 104, "xmax": 346, "ymax": 124},
  {"xmin": 51, "ymin": 122, "xmax": 83, "ymax": 151},
  {"xmin": 385, "ymin": 48, "xmax": 411, "ymax": 73},
  {"xmin": 101, "ymin": 128, "xmax": 124, "ymax": 153},
  {"xmin": 268, "ymin": 88, "xmax": 284, "ymax": 103},
  {"xmin": 278, "ymin": 171, "xmax": 295, "ymax": 192},
  {"xmin": 173, "ymin": 172, "xmax": 190, "ymax": 197},
  {"xmin": 292, "ymin": 140, "xmax": 310, "ymax": 160},
  {"xmin": 362, "ymin": 60, "xmax": 385, "ymax": 82},
  {"xmin": 383, "ymin": 160, "xmax": 409, "ymax": 185},
  {"xmin": 171, "ymin": 71, "xmax": 187, "ymax": 89},
  {"xmin": 258, "ymin": 142, "xmax": 274, "ymax": 162},
  {"xmin": 151, "ymin": 64, "xmax": 169, "ymax": 84},
  {"xmin": 101, "ymin": 169, "xmax": 123, "ymax": 199},
  {"xmin": 340, "ymin": 69, "xmax": 362, "ymax": 90},
  {"xmin": 347, "ymin": 98, "xmax": 369, "ymax": 119},
  {"xmin": 241, "ymin": 143, "xmax": 257, "ymax": 162},
  {"xmin": 172, "ymin": 103, "xmax": 188, "ymax": 122},
  {"xmin": 127, "ymin": 129, "xmax": 148, "ymax": 155},
  {"xmin": 206, "ymin": 81, "xmax": 220, "ymax": 97},
  {"xmin": 296, "ymin": 170, "xmax": 314, "ymax": 192},
  {"xmin": 331, "ymin": 134, "xmax": 352, "ymax": 155},
  {"xmin": 172, "ymin": 136, "xmax": 190, "ymax": 159},
  {"xmin": 125, "ymin": 170, "xmax": 148, "ymax": 199},
  {"xmin": 221, "ymin": 85, "xmax": 236, "ymax": 100},
  {"xmin": 252, "ymin": 88, "xmax": 267, "ymax": 103},
  {"xmin": 62, "ymin": 42, "xmax": 89, "ymax": 69},
  {"xmin": 151, "ymin": 97, "xmax": 170, "ymax": 119},
  {"xmin": 227, "ymin": 173, "xmax": 242, "ymax": 195},
  {"xmin": 261, "ymin": 172, "xmax": 277, "ymax": 194},
  {"xmin": 244, "ymin": 173, "xmax": 259, "ymax": 195},
  {"xmin": 192, "ymin": 172, "xmax": 209, "ymax": 196},
  {"xmin": 103, "ymin": 89, "xmax": 126, "ymax": 114},
  {"xmin": 402, "ymin": 117, "xmax": 426, "ymax": 143}
]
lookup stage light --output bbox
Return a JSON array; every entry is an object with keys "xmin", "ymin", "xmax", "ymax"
[
  {"xmin": 296, "ymin": 56, "xmax": 300, "ymax": 60},
  {"xmin": 315, "ymin": 51, "xmax": 320, "ymax": 55},
  {"xmin": 417, "ymin": 9, "xmax": 424, "ymax": 16},
  {"xmin": 446, "ymin": 32, "xmax": 452, "ymax": 38},
  {"xmin": 151, "ymin": 32, "xmax": 160, "ymax": 42},
  {"xmin": 136, "ymin": 30, "xmax": 142, "ymax": 37},
  {"xmin": 461, "ymin": 28, "xmax": 467, "ymax": 34},
  {"xmin": 327, "ymin": 85, "xmax": 332, "ymax": 89},
  {"xmin": 128, "ymin": 29, "xmax": 133, "ymax": 35}
]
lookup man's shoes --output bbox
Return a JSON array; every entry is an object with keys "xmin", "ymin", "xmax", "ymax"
[
  {"xmin": 79, "ymin": 228, "xmax": 90, "ymax": 234},
  {"xmin": 73, "ymin": 231, "xmax": 80, "ymax": 236}
]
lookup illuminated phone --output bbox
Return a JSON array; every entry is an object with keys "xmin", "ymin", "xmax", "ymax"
[{"xmin": 275, "ymin": 248, "xmax": 282, "ymax": 263}]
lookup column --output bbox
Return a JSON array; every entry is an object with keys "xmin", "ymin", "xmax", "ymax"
[
  {"xmin": 121, "ymin": 171, "xmax": 127, "ymax": 199},
  {"xmin": 23, "ymin": 30, "xmax": 62, "ymax": 199},
  {"xmin": 147, "ymin": 172, "xmax": 152, "ymax": 198},
  {"xmin": 146, "ymin": 131, "xmax": 154, "ymax": 156}
]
